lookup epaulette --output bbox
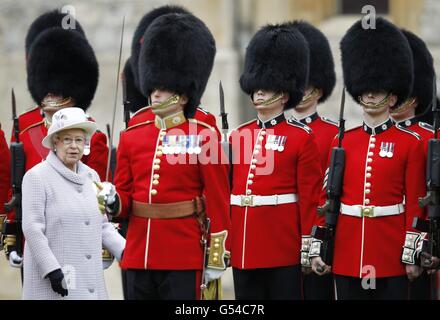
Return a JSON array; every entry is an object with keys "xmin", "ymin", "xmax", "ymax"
[
  {"xmin": 234, "ymin": 119, "xmax": 255, "ymax": 131},
  {"xmin": 396, "ymin": 124, "xmax": 421, "ymax": 140},
  {"xmin": 19, "ymin": 105, "xmax": 39, "ymax": 117},
  {"xmin": 20, "ymin": 119, "xmax": 45, "ymax": 135},
  {"xmin": 123, "ymin": 120, "xmax": 154, "ymax": 132},
  {"xmin": 188, "ymin": 119, "xmax": 215, "ymax": 132},
  {"xmin": 132, "ymin": 106, "xmax": 151, "ymax": 117},
  {"xmin": 287, "ymin": 118, "xmax": 312, "ymax": 134},
  {"xmin": 418, "ymin": 122, "xmax": 434, "ymax": 133},
  {"xmin": 320, "ymin": 116, "xmax": 338, "ymax": 127},
  {"xmin": 196, "ymin": 107, "xmax": 210, "ymax": 115}
]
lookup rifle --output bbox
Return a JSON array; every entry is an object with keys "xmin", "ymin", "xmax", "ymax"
[
  {"xmin": 414, "ymin": 76, "xmax": 440, "ymax": 299},
  {"xmin": 4, "ymin": 89, "xmax": 25, "ymax": 258},
  {"xmin": 219, "ymin": 82, "xmax": 232, "ymax": 186},
  {"xmin": 311, "ymin": 87, "xmax": 346, "ymax": 267}
]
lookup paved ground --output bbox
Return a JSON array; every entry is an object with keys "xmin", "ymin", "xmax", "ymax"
[{"xmin": 0, "ymin": 256, "xmax": 235, "ymax": 299}]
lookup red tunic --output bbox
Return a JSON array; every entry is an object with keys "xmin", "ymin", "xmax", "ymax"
[
  {"xmin": 296, "ymin": 112, "xmax": 339, "ymax": 173},
  {"xmin": 396, "ymin": 118, "xmax": 433, "ymax": 154},
  {"xmin": 115, "ymin": 117, "xmax": 231, "ymax": 270},
  {"xmin": 316, "ymin": 119, "xmax": 427, "ymax": 278},
  {"xmin": 0, "ymin": 126, "xmax": 10, "ymax": 215},
  {"xmin": 128, "ymin": 106, "xmax": 220, "ymax": 136},
  {"xmin": 230, "ymin": 114, "xmax": 322, "ymax": 269},
  {"xmin": 16, "ymin": 106, "xmax": 42, "ymax": 133}
]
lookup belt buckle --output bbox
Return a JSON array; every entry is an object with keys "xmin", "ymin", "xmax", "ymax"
[
  {"xmin": 241, "ymin": 195, "xmax": 254, "ymax": 207},
  {"xmin": 361, "ymin": 206, "xmax": 375, "ymax": 218}
]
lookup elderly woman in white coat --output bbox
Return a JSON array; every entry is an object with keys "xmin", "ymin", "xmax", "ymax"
[{"xmin": 22, "ymin": 107, "xmax": 125, "ymax": 300}]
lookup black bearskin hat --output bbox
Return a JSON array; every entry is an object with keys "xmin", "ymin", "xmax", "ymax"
[
  {"xmin": 122, "ymin": 58, "xmax": 149, "ymax": 113},
  {"xmin": 401, "ymin": 29, "xmax": 435, "ymax": 116},
  {"xmin": 341, "ymin": 17, "xmax": 413, "ymax": 106},
  {"xmin": 130, "ymin": 5, "xmax": 190, "ymax": 88},
  {"xmin": 138, "ymin": 13, "xmax": 216, "ymax": 118},
  {"xmin": 25, "ymin": 9, "xmax": 85, "ymax": 57},
  {"xmin": 288, "ymin": 21, "xmax": 335, "ymax": 103},
  {"xmin": 27, "ymin": 28, "xmax": 99, "ymax": 110},
  {"xmin": 240, "ymin": 24, "xmax": 310, "ymax": 110}
]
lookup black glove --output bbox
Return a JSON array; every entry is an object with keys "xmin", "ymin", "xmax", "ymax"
[{"xmin": 46, "ymin": 269, "xmax": 68, "ymax": 297}]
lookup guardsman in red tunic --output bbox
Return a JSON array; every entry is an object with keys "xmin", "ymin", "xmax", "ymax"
[
  {"xmin": 3, "ymin": 13, "xmax": 106, "ymax": 268},
  {"xmin": 0, "ymin": 126, "xmax": 10, "ymax": 244},
  {"xmin": 288, "ymin": 21, "xmax": 338, "ymax": 300},
  {"xmin": 125, "ymin": 5, "xmax": 188, "ymax": 128},
  {"xmin": 390, "ymin": 30, "xmax": 437, "ymax": 300},
  {"xmin": 123, "ymin": 4, "xmax": 220, "ymax": 132},
  {"xmin": 309, "ymin": 18, "xmax": 427, "ymax": 300},
  {"xmin": 391, "ymin": 29, "xmax": 435, "ymax": 147},
  {"xmin": 230, "ymin": 24, "xmax": 322, "ymax": 300},
  {"xmin": 114, "ymin": 12, "xmax": 231, "ymax": 300}
]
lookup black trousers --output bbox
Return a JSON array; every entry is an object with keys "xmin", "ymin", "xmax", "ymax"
[
  {"xmin": 233, "ymin": 265, "xmax": 301, "ymax": 300},
  {"xmin": 334, "ymin": 274, "xmax": 409, "ymax": 300},
  {"xmin": 126, "ymin": 269, "xmax": 197, "ymax": 300},
  {"xmin": 303, "ymin": 272, "xmax": 334, "ymax": 300},
  {"xmin": 409, "ymin": 270, "xmax": 431, "ymax": 300}
]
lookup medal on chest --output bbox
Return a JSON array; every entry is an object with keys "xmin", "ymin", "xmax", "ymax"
[
  {"xmin": 379, "ymin": 142, "xmax": 395, "ymax": 158},
  {"xmin": 162, "ymin": 134, "xmax": 202, "ymax": 155},
  {"xmin": 264, "ymin": 135, "xmax": 287, "ymax": 152}
]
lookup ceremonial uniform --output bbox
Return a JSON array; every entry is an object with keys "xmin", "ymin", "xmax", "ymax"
[
  {"xmin": 116, "ymin": 118, "xmax": 230, "ymax": 270},
  {"xmin": 128, "ymin": 105, "xmax": 220, "ymax": 136},
  {"xmin": 396, "ymin": 118, "xmax": 433, "ymax": 300},
  {"xmin": 115, "ymin": 11, "xmax": 231, "ymax": 300},
  {"xmin": 317, "ymin": 120, "xmax": 426, "ymax": 275},
  {"xmin": 287, "ymin": 22, "xmax": 338, "ymax": 300},
  {"xmin": 118, "ymin": 6, "xmax": 191, "ymax": 299},
  {"xmin": 231, "ymin": 24, "xmax": 321, "ymax": 300},
  {"xmin": 310, "ymin": 18, "xmax": 426, "ymax": 300},
  {"xmin": 0, "ymin": 126, "xmax": 9, "ymax": 225},
  {"xmin": 296, "ymin": 113, "xmax": 337, "ymax": 299},
  {"xmin": 230, "ymin": 115, "xmax": 322, "ymax": 298},
  {"xmin": 397, "ymin": 119, "xmax": 433, "ymax": 153},
  {"xmin": 297, "ymin": 114, "xmax": 338, "ymax": 173},
  {"xmin": 391, "ymin": 29, "xmax": 437, "ymax": 300}
]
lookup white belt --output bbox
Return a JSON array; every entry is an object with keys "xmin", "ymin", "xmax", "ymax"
[
  {"xmin": 340, "ymin": 203, "xmax": 404, "ymax": 218},
  {"xmin": 230, "ymin": 193, "xmax": 298, "ymax": 207}
]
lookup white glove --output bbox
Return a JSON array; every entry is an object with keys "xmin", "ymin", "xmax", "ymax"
[
  {"xmin": 204, "ymin": 268, "xmax": 225, "ymax": 283},
  {"xmin": 98, "ymin": 182, "xmax": 116, "ymax": 206},
  {"xmin": 9, "ymin": 251, "xmax": 23, "ymax": 268}
]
